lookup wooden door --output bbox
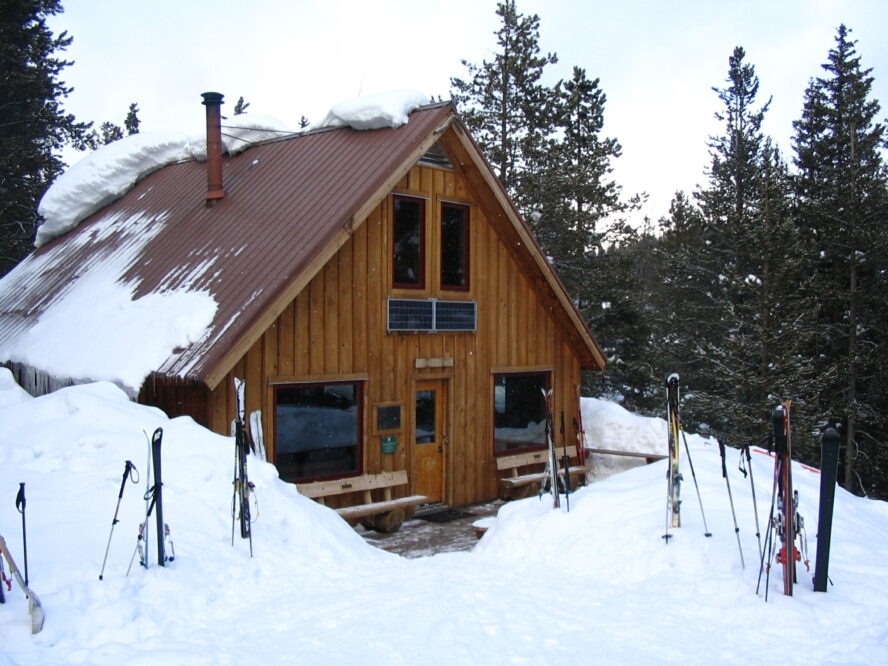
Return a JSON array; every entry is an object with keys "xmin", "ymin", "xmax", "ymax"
[{"xmin": 413, "ymin": 379, "xmax": 446, "ymax": 503}]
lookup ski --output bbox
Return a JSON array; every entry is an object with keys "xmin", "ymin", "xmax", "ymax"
[
  {"xmin": 0, "ymin": 547, "xmax": 8, "ymax": 604},
  {"xmin": 663, "ymin": 373, "xmax": 682, "ymax": 541},
  {"xmin": 774, "ymin": 402, "xmax": 795, "ymax": 595},
  {"xmin": 127, "ymin": 428, "xmax": 174, "ymax": 575},
  {"xmin": 152, "ymin": 427, "xmax": 168, "ymax": 567},
  {"xmin": 0, "ymin": 533, "xmax": 44, "ymax": 634},
  {"xmin": 232, "ymin": 378, "xmax": 255, "ymax": 555},
  {"xmin": 758, "ymin": 401, "xmax": 808, "ymax": 599},
  {"xmin": 540, "ymin": 388, "xmax": 561, "ymax": 509}
]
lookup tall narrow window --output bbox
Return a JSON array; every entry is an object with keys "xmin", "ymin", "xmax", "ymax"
[
  {"xmin": 441, "ymin": 203, "xmax": 469, "ymax": 290},
  {"xmin": 393, "ymin": 195, "xmax": 425, "ymax": 289}
]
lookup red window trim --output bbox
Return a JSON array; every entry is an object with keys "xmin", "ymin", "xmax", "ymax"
[
  {"xmin": 392, "ymin": 195, "xmax": 426, "ymax": 290},
  {"xmin": 273, "ymin": 380, "xmax": 365, "ymax": 483}
]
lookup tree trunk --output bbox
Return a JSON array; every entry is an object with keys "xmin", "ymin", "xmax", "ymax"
[{"xmin": 843, "ymin": 258, "xmax": 858, "ymax": 490}]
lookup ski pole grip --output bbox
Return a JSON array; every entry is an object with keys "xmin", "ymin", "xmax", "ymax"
[
  {"xmin": 16, "ymin": 483, "xmax": 26, "ymax": 512},
  {"xmin": 119, "ymin": 461, "xmax": 134, "ymax": 498},
  {"xmin": 718, "ymin": 441, "xmax": 727, "ymax": 478}
]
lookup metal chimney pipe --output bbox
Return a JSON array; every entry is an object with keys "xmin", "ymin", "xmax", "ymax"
[{"xmin": 201, "ymin": 92, "xmax": 225, "ymax": 202}]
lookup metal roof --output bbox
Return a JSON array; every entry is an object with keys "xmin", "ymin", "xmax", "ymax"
[{"xmin": 0, "ymin": 102, "xmax": 603, "ymax": 391}]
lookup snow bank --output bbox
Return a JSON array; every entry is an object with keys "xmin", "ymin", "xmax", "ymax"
[
  {"xmin": 581, "ymin": 396, "xmax": 696, "ymax": 480},
  {"xmin": 313, "ymin": 89, "xmax": 429, "ymax": 130}
]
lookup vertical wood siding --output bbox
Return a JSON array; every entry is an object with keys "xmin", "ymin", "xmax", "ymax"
[{"xmin": 207, "ymin": 161, "xmax": 584, "ymax": 507}]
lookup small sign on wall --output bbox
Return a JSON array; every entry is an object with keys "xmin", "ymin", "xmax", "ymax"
[{"xmin": 381, "ymin": 435, "xmax": 398, "ymax": 454}]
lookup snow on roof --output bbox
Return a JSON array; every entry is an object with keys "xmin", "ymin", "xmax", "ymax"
[
  {"xmin": 36, "ymin": 131, "xmax": 192, "ymax": 248},
  {"xmin": 2, "ymin": 208, "xmax": 219, "ymax": 395},
  {"xmin": 35, "ymin": 90, "xmax": 428, "ymax": 249},
  {"xmin": 36, "ymin": 114, "xmax": 293, "ymax": 248},
  {"xmin": 313, "ymin": 89, "xmax": 429, "ymax": 131}
]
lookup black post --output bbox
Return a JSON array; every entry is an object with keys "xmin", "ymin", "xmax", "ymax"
[{"xmin": 813, "ymin": 427, "xmax": 840, "ymax": 592}]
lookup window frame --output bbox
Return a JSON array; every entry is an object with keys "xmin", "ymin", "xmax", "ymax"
[
  {"xmin": 273, "ymin": 380, "xmax": 364, "ymax": 483},
  {"xmin": 492, "ymin": 371, "xmax": 551, "ymax": 457},
  {"xmin": 440, "ymin": 202, "xmax": 470, "ymax": 292},
  {"xmin": 392, "ymin": 194, "xmax": 426, "ymax": 290}
]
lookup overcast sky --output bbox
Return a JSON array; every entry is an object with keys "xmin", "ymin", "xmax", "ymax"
[{"xmin": 50, "ymin": 0, "xmax": 888, "ymax": 225}]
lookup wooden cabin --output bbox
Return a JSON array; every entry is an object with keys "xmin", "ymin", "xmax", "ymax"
[{"xmin": 0, "ymin": 94, "xmax": 605, "ymax": 525}]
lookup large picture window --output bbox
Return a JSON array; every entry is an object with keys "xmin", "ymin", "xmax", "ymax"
[
  {"xmin": 274, "ymin": 382, "xmax": 362, "ymax": 482},
  {"xmin": 493, "ymin": 372, "xmax": 549, "ymax": 455},
  {"xmin": 441, "ymin": 203, "xmax": 469, "ymax": 290},
  {"xmin": 393, "ymin": 195, "xmax": 425, "ymax": 289}
]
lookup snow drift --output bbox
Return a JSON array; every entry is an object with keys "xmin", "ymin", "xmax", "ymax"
[{"xmin": 2, "ymin": 370, "xmax": 887, "ymax": 664}]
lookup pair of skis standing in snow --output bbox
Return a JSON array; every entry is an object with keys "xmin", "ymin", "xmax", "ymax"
[
  {"xmin": 661, "ymin": 373, "xmax": 811, "ymax": 598},
  {"xmin": 537, "ymin": 387, "xmax": 587, "ymax": 512},
  {"xmin": 104, "ymin": 378, "xmax": 257, "ymax": 579}
]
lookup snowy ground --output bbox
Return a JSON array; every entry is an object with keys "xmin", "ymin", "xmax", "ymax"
[{"xmin": 1, "ymin": 369, "xmax": 886, "ymax": 665}]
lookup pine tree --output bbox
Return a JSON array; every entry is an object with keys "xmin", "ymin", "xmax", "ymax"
[
  {"xmin": 124, "ymin": 102, "xmax": 140, "ymax": 134},
  {"xmin": 450, "ymin": 0, "xmax": 558, "ymax": 196},
  {"xmin": 526, "ymin": 67, "xmax": 627, "ymax": 282},
  {"xmin": 233, "ymin": 96, "xmax": 250, "ymax": 115},
  {"xmin": 85, "ymin": 102, "xmax": 141, "ymax": 148},
  {"xmin": 452, "ymin": 4, "xmax": 642, "ymax": 404},
  {"xmin": 98, "ymin": 121, "xmax": 123, "ymax": 144},
  {"xmin": 792, "ymin": 25, "xmax": 888, "ymax": 495},
  {"xmin": 662, "ymin": 47, "xmax": 817, "ymax": 449},
  {"xmin": 538, "ymin": 70, "xmax": 645, "ymax": 405},
  {"xmin": 0, "ymin": 0, "xmax": 92, "ymax": 274}
]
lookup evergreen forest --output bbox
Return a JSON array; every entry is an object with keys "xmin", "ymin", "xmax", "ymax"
[
  {"xmin": 452, "ymin": 2, "xmax": 888, "ymax": 499},
  {"xmin": 2, "ymin": 0, "xmax": 887, "ymax": 498}
]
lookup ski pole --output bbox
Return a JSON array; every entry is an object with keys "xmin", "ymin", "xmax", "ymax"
[
  {"xmin": 718, "ymin": 441, "xmax": 744, "ymax": 568},
  {"xmin": 99, "ymin": 460, "xmax": 137, "ymax": 580},
  {"xmin": 739, "ymin": 442, "xmax": 763, "ymax": 562},
  {"xmin": 681, "ymin": 430, "xmax": 711, "ymax": 537},
  {"xmin": 757, "ymin": 448, "xmax": 781, "ymax": 600},
  {"xmin": 15, "ymin": 483, "xmax": 28, "ymax": 585}
]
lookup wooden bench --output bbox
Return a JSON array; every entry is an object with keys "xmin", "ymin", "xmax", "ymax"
[
  {"xmin": 496, "ymin": 445, "xmax": 592, "ymax": 499},
  {"xmin": 585, "ymin": 447, "xmax": 667, "ymax": 465},
  {"xmin": 298, "ymin": 470, "xmax": 427, "ymax": 533}
]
